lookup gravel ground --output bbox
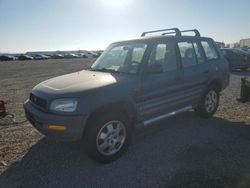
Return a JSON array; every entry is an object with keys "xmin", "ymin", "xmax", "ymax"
[{"xmin": 1, "ymin": 59, "xmax": 250, "ymax": 187}]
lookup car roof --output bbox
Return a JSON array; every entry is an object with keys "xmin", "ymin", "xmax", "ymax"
[
  {"xmin": 109, "ymin": 28, "xmax": 214, "ymax": 45},
  {"xmin": 112, "ymin": 35, "xmax": 213, "ymax": 45}
]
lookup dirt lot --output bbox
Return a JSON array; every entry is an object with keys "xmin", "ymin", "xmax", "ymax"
[{"xmin": 1, "ymin": 59, "xmax": 250, "ymax": 187}]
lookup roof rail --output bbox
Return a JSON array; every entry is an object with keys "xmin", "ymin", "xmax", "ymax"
[
  {"xmin": 181, "ymin": 29, "xmax": 200, "ymax": 37},
  {"xmin": 141, "ymin": 28, "xmax": 181, "ymax": 37},
  {"xmin": 162, "ymin": 31, "xmax": 178, "ymax": 36}
]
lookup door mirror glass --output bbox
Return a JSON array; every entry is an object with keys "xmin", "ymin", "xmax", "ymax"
[{"xmin": 146, "ymin": 63, "xmax": 164, "ymax": 74}]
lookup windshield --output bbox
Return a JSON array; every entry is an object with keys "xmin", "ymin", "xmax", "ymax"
[{"xmin": 91, "ymin": 43, "xmax": 147, "ymax": 74}]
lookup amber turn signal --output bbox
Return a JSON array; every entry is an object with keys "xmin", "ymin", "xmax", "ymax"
[{"xmin": 47, "ymin": 125, "xmax": 66, "ymax": 131}]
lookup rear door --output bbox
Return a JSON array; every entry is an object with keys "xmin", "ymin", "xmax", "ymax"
[
  {"xmin": 200, "ymin": 39, "xmax": 228, "ymax": 84},
  {"xmin": 176, "ymin": 38, "xmax": 210, "ymax": 106},
  {"xmin": 139, "ymin": 39, "xmax": 182, "ymax": 120}
]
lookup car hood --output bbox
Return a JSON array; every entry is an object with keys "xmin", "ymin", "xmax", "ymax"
[{"xmin": 32, "ymin": 70, "xmax": 137, "ymax": 98}]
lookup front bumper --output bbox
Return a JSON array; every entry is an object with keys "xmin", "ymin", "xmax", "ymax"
[{"xmin": 24, "ymin": 100, "xmax": 87, "ymax": 141}]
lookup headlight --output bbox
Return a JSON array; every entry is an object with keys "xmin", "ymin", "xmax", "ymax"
[{"xmin": 50, "ymin": 99, "xmax": 78, "ymax": 112}]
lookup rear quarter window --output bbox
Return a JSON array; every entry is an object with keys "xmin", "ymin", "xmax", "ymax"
[{"xmin": 201, "ymin": 40, "xmax": 219, "ymax": 60}]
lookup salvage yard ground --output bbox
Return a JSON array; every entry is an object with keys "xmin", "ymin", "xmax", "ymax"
[{"xmin": 1, "ymin": 59, "xmax": 250, "ymax": 187}]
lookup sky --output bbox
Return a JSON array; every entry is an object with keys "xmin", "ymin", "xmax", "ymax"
[{"xmin": 0, "ymin": 0, "xmax": 249, "ymax": 53}]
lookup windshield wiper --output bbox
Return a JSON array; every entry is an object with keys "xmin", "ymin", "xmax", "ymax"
[{"xmin": 92, "ymin": 68, "xmax": 119, "ymax": 73}]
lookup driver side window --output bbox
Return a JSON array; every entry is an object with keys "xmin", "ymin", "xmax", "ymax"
[
  {"xmin": 148, "ymin": 42, "xmax": 177, "ymax": 72},
  {"xmin": 99, "ymin": 46, "xmax": 128, "ymax": 69}
]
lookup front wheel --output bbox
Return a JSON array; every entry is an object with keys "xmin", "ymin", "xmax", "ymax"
[
  {"xmin": 83, "ymin": 112, "xmax": 132, "ymax": 163},
  {"xmin": 195, "ymin": 86, "xmax": 220, "ymax": 118}
]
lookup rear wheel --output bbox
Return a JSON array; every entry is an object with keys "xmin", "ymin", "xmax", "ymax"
[
  {"xmin": 195, "ymin": 86, "xmax": 220, "ymax": 118},
  {"xmin": 84, "ymin": 111, "xmax": 132, "ymax": 163}
]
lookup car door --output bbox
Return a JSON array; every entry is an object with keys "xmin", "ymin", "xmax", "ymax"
[
  {"xmin": 200, "ymin": 39, "xmax": 229, "ymax": 85},
  {"xmin": 138, "ymin": 39, "xmax": 182, "ymax": 121},
  {"xmin": 176, "ymin": 39, "xmax": 210, "ymax": 106}
]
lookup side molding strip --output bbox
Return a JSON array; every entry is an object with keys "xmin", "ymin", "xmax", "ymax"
[{"xmin": 143, "ymin": 106, "xmax": 193, "ymax": 126}]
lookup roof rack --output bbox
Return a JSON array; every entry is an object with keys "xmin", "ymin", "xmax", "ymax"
[
  {"xmin": 141, "ymin": 28, "xmax": 181, "ymax": 37},
  {"xmin": 162, "ymin": 31, "xmax": 179, "ymax": 36},
  {"xmin": 180, "ymin": 29, "xmax": 200, "ymax": 37},
  {"xmin": 141, "ymin": 28, "xmax": 201, "ymax": 37}
]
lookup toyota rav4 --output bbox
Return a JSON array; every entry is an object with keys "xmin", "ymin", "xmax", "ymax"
[{"xmin": 24, "ymin": 28, "xmax": 230, "ymax": 163}]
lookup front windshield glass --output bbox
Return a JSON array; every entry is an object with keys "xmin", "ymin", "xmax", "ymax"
[{"xmin": 91, "ymin": 43, "xmax": 147, "ymax": 74}]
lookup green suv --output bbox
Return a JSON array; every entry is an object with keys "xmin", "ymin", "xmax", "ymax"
[{"xmin": 24, "ymin": 28, "xmax": 230, "ymax": 163}]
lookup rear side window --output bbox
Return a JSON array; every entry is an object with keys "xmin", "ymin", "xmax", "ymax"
[
  {"xmin": 155, "ymin": 44, "xmax": 167, "ymax": 61},
  {"xmin": 201, "ymin": 40, "xmax": 219, "ymax": 60},
  {"xmin": 178, "ymin": 41, "xmax": 197, "ymax": 67},
  {"xmin": 132, "ymin": 47, "xmax": 146, "ymax": 62},
  {"xmin": 148, "ymin": 42, "xmax": 177, "ymax": 72}
]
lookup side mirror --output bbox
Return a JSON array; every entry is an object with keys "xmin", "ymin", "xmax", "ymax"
[{"xmin": 146, "ymin": 63, "xmax": 164, "ymax": 74}]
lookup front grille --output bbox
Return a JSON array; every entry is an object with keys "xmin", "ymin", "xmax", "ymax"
[{"xmin": 30, "ymin": 93, "xmax": 47, "ymax": 109}]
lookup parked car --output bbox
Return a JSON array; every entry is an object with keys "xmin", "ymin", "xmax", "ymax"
[
  {"xmin": 51, "ymin": 54, "xmax": 64, "ymax": 59},
  {"xmin": 0, "ymin": 55, "xmax": 16, "ymax": 61},
  {"xmin": 97, "ymin": 51, "xmax": 103, "ymax": 57},
  {"xmin": 18, "ymin": 55, "xmax": 34, "ymax": 60},
  {"xmin": 24, "ymin": 28, "xmax": 229, "ymax": 163},
  {"xmin": 78, "ymin": 53, "xmax": 88, "ymax": 58},
  {"xmin": 92, "ymin": 52, "xmax": 99, "ymax": 58},
  {"xmin": 220, "ymin": 48, "xmax": 250, "ymax": 71},
  {"xmin": 34, "ymin": 54, "xmax": 50, "ymax": 60},
  {"xmin": 64, "ymin": 53, "xmax": 79, "ymax": 58},
  {"xmin": 86, "ymin": 51, "xmax": 99, "ymax": 58},
  {"xmin": 239, "ymin": 46, "xmax": 250, "ymax": 53}
]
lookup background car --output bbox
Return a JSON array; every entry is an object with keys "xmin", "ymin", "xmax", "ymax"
[
  {"xmin": 33, "ymin": 54, "xmax": 50, "ymax": 60},
  {"xmin": 221, "ymin": 48, "xmax": 250, "ymax": 71},
  {"xmin": 77, "ymin": 53, "xmax": 88, "ymax": 58},
  {"xmin": 18, "ymin": 55, "xmax": 34, "ymax": 60},
  {"xmin": 51, "ymin": 54, "xmax": 64, "ymax": 59},
  {"xmin": 64, "ymin": 53, "xmax": 79, "ymax": 58},
  {"xmin": 0, "ymin": 55, "xmax": 16, "ymax": 61},
  {"xmin": 239, "ymin": 46, "xmax": 250, "ymax": 53},
  {"xmin": 86, "ymin": 51, "xmax": 99, "ymax": 58}
]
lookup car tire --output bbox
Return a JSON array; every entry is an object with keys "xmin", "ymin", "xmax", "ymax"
[
  {"xmin": 195, "ymin": 85, "xmax": 220, "ymax": 118},
  {"xmin": 83, "ymin": 111, "xmax": 132, "ymax": 163}
]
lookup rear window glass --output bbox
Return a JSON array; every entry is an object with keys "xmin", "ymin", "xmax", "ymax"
[{"xmin": 201, "ymin": 40, "xmax": 219, "ymax": 60}]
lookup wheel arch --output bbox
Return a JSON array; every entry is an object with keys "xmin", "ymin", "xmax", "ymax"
[
  {"xmin": 83, "ymin": 101, "xmax": 137, "ymax": 137},
  {"xmin": 208, "ymin": 79, "xmax": 222, "ymax": 92}
]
